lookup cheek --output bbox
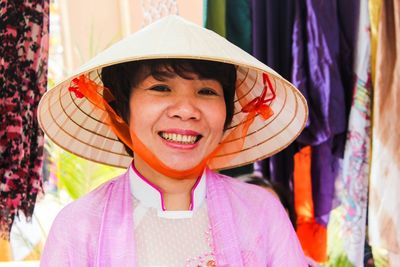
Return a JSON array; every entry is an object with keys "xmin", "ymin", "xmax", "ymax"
[
  {"xmin": 208, "ymin": 103, "xmax": 227, "ymax": 137},
  {"xmin": 128, "ymin": 96, "xmax": 165, "ymax": 136},
  {"xmin": 128, "ymin": 101, "xmax": 137, "ymax": 128},
  {"xmin": 128, "ymin": 98, "xmax": 148, "ymax": 133}
]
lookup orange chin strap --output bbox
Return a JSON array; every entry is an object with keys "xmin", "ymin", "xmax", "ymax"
[{"xmin": 68, "ymin": 73, "xmax": 275, "ymax": 178}]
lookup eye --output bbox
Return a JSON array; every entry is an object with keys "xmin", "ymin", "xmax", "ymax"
[
  {"xmin": 149, "ymin": 85, "xmax": 170, "ymax": 92},
  {"xmin": 198, "ymin": 87, "xmax": 219, "ymax": 96}
]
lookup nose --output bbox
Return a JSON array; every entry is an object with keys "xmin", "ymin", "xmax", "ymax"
[{"xmin": 166, "ymin": 96, "xmax": 201, "ymax": 121}]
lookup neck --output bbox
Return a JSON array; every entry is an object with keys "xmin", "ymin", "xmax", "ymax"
[{"xmin": 133, "ymin": 156, "xmax": 200, "ymax": 211}]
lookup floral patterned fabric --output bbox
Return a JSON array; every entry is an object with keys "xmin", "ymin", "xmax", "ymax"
[
  {"xmin": 335, "ymin": 1, "xmax": 371, "ymax": 264},
  {"xmin": 0, "ymin": 0, "xmax": 49, "ymax": 238}
]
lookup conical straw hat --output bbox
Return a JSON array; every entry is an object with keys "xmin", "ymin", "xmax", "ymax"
[{"xmin": 38, "ymin": 15, "xmax": 308, "ymax": 170}]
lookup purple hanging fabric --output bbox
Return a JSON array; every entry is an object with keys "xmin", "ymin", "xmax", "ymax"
[
  {"xmin": 0, "ymin": 0, "xmax": 49, "ymax": 238},
  {"xmin": 291, "ymin": 0, "xmax": 359, "ymax": 225},
  {"xmin": 292, "ymin": 0, "xmax": 345, "ymax": 147},
  {"xmin": 251, "ymin": 0, "xmax": 294, "ymax": 79},
  {"xmin": 311, "ymin": 139, "xmax": 340, "ymax": 225}
]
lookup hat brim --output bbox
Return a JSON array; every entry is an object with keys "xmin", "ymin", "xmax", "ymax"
[{"xmin": 38, "ymin": 15, "xmax": 308, "ymax": 170}]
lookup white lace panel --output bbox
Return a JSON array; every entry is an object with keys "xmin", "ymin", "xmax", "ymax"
[{"xmin": 134, "ymin": 199, "xmax": 216, "ymax": 267}]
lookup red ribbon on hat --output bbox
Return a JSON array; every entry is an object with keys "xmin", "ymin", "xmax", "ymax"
[
  {"xmin": 68, "ymin": 77, "xmax": 86, "ymax": 98},
  {"xmin": 239, "ymin": 73, "xmax": 275, "ymax": 136}
]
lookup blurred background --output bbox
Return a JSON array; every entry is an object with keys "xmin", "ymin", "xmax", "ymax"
[{"xmin": 1, "ymin": 0, "xmax": 398, "ymax": 266}]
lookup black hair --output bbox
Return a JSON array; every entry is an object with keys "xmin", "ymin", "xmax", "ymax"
[{"xmin": 100, "ymin": 58, "xmax": 237, "ymax": 156}]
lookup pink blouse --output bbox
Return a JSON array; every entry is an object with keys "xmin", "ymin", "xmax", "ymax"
[{"xmin": 40, "ymin": 168, "xmax": 307, "ymax": 266}]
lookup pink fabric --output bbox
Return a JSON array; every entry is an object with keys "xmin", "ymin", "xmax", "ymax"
[{"xmin": 40, "ymin": 169, "xmax": 307, "ymax": 266}]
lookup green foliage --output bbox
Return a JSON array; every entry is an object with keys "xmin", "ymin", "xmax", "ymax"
[{"xmin": 46, "ymin": 141, "xmax": 124, "ymax": 199}]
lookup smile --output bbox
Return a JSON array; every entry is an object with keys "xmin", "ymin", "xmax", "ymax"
[{"xmin": 159, "ymin": 132, "xmax": 202, "ymax": 144}]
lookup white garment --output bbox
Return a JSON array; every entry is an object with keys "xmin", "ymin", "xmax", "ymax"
[{"xmin": 129, "ymin": 166, "xmax": 216, "ymax": 267}]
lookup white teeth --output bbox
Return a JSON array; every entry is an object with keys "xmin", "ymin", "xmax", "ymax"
[{"xmin": 161, "ymin": 132, "xmax": 198, "ymax": 144}]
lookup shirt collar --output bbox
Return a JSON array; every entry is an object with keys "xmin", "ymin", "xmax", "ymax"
[{"xmin": 129, "ymin": 164, "xmax": 206, "ymax": 216}]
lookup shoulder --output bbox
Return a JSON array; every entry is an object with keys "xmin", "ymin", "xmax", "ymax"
[
  {"xmin": 64, "ymin": 176, "xmax": 120, "ymax": 214},
  {"xmin": 210, "ymin": 172, "xmax": 282, "ymax": 212},
  {"xmin": 41, "ymin": 174, "xmax": 125, "ymax": 264},
  {"xmin": 208, "ymin": 172, "xmax": 306, "ymax": 265},
  {"xmin": 207, "ymin": 171, "xmax": 306, "ymax": 264},
  {"xmin": 41, "ymin": 172, "xmax": 131, "ymax": 264},
  {"xmin": 50, "ymin": 173, "xmax": 126, "ymax": 234}
]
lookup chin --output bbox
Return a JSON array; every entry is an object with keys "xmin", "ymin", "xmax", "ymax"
[
  {"xmin": 162, "ymin": 159, "xmax": 204, "ymax": 171},
  {"xmin": 165, "ymin": 163, "xmax": 199, "ymax": 171}
]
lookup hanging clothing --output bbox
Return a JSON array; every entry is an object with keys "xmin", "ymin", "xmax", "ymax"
[
  {"xmin": 311, "ymin": 139, "xmax": 340, "ymax": 224},
  {"xmin": 0, "ymin": 0, "xmax": 49, "ymax": 237},
  {"xmin": 292, "ymin": 0, "xmax": 355, "ymax": 149},
  {"xmin": 369, "ymin": 0, "xmax": 400, "ymax": 260},
  {"xmin": 204, "ymin": 0, "xmax": 226, "ymax": 37},
  {"xmin": 368, "ymin": 0, "xmax": 383, "ymax": 86},
  {"xmin": 294, "ymin": 146, "xmax": 327, "ymax": 263},
  {"xmin": 291, "ymin": 1, "xmax": 359, "ymax": 262},
  {"xmin": 291, "ymin": 0, "xmax": 358, "ymax": 224},
  {"xmin": 335, "ymin": 0, "xmax": 371, "ymax": 265},
  {"xmin": 250, "ymin": 0, "xmax": 294, "ymax": 79},
  {"xmin": 40, "ymin": 168, "xmax": 307, "ymax": 266},
  {"xmin": 226, "ymin": 0, "xmax": 252, "ymax": 53}
]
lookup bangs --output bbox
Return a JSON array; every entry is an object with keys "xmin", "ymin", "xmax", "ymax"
[{"xmin": 140, "ymin": 59, "xmax": 236, "ymax": 87}]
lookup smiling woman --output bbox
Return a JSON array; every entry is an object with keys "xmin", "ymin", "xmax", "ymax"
[
  {"xmin": 101, "ymin": 59, "xmax": 236, "ymax": 158},
  {"xmin": 38, "ymin": 16, "xmax": 309, "ymax": 266}
]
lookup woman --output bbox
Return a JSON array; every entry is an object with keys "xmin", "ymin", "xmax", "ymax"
[{"xmin": 38, "ymin": 16, "xmax": 308, "ymax": 266}]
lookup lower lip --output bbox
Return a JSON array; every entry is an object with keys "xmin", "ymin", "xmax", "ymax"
[{"xmin": 160, "ymin": 137, "xmax": 199, "ymax": 150}]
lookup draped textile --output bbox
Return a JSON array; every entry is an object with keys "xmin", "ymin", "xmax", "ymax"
[
  {"xmin": 335, "ymin": 1, "xmax": 371, "ymax": 265},
  {"xmin": 369, "ymin": 0, "xmax": 400, "ymax": 259},
  {"xmin": 226, "ymin": 0, "xmax": 252, "ymax": 53},
  {"xmin": 0, "ymin": 0, "xmax": 49, "ymax": 238},
  {"xmin": 0, "ymin": 238, "xmax": 11, "ymax": 260},
  {"xmin": 294, "ymin": 146, "xmax": 327, "ymax": 263},
  {"xmin": 204, "ymin": 0, "xmax": 226, "ymax": 37},
  {"xmin": 250, "ymin": 0, "xmax": 294, "ymax": 80},
  {"xmin": 368, "ymin": 0, "xmax": 383, "ymax": 86},
  {"xmin": 291, "ymin": 1, "xmax": 359, "ymax": 262},
  {"xmin": 291, "ymin": 0, "xmax": 358, "ymax": 225}
]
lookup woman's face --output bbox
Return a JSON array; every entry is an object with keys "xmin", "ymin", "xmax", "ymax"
[{"xmin": 129, "ymin": 72, "xmax": 226, "ymax": 172}]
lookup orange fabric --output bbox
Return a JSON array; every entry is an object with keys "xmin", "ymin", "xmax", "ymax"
[
  {"xmin": 294, "ymin": 146, "xmax": 327, "ymax": 263},
  {"xmin": 0, "ymin": 238, "xmax": 11, "ymax": 261},
  {"xmin": 68, "ymin": 73, "xmax": 275, "ymax": 178}
]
